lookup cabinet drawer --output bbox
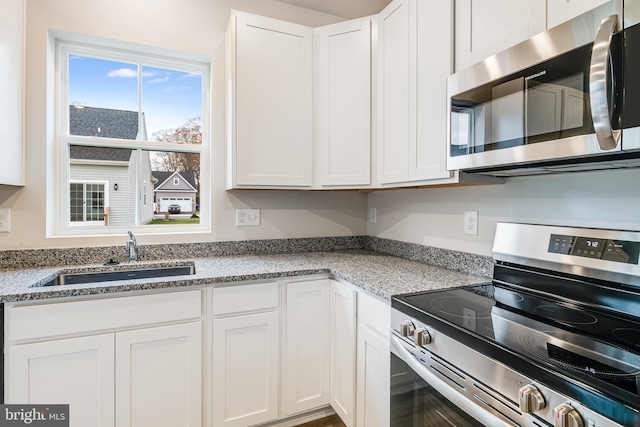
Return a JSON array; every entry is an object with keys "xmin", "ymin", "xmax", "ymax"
[
  {"xmin": 7, "ymin": 290, "xmax": 202, "ymax": 342},
  {"xmin": 212, "ymin": 282, "xmax": 279, "ymax": 316}
]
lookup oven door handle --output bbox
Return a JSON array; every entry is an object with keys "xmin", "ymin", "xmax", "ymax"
[
  {"xmin": 390, "ymin": 334, "xmax": 433, "ymax": 379},
  {"xmin": 589, "ymin": 14, "xmax": 621, "ymax": 151}
]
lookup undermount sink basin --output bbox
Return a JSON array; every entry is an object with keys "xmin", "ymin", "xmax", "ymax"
[{"xmin": 43, "ymin": 264, "xmax": 195, "ymax": 287}]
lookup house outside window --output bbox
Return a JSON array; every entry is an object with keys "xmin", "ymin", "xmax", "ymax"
[{"xmin": 51, "ymin": 33, "xmax": 210, "ymax": 236}]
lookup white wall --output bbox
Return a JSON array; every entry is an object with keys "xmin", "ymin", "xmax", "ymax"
[
  {"xmin": 368, "ymin": 168, "xmax": 640, "ymax": 257},
  {"xmin": 0, "ymin": 0, "xmax": 368, "ymax": 250}
]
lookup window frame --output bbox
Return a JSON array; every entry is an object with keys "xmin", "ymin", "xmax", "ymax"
[{"xmin": 51, "ymin": 34, "xmax": 211, "ymax": 237}]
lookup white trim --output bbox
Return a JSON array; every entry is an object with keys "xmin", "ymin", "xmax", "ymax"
[{"xmin": 48, "ymin": 31, "xmax": 211, "ymax": 237}]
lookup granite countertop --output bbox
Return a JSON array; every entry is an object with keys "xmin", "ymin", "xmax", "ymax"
[{"xmin": 0, "ymin": 250, "xmax": 491, "ymax": 303}]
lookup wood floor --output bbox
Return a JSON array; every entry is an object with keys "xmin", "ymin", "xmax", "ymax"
[{"xmin": 295, "ymin": 414, "xmax": 346, "ymax": 427}]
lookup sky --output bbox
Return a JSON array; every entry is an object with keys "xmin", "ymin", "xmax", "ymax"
[{"xmin": 68, "ymin": 54, "xmax": 203, "ymax": 138}]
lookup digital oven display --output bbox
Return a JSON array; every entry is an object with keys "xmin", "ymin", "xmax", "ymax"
[{"xmin": 548, "ymin": 234, "xmax": 640, "ymax": 264}]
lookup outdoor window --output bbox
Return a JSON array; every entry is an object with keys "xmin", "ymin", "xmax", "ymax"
[
  {"xmin": 70, "ymin": 181, "xmax": 108, "ymax": 224},
  {"xmin": 53, "ymin": 36, "xmax": 209, "ymax": 235}
]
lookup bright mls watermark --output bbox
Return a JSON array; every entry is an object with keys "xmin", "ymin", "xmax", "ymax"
[{"xmin": 0, "ymin": 405, "xmax": 69, "ymax": 426}]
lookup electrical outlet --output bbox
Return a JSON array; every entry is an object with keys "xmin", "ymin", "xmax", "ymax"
[
  {"xmin": 369, "ymin": 207, "xmax": 377, "ymax": 224},
  {"xmin": 464, "ymin": 210, "xmax": 478, "ymax": 236},
  {"xmin": 236, "ymin": 208, "xmax": 260, "ymax": 227}
]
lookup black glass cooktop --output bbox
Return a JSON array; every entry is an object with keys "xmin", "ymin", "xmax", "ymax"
[{"xmin": 393, "ymin": 280, "xmax": 640, "ymax": 405}]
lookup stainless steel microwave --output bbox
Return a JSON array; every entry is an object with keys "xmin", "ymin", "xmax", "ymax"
[{"xmin": 447, "ymin": 0, "xmax": 640, "ymax": 176}]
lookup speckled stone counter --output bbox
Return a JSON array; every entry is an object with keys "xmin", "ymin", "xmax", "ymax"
[{"xmin": 0, "ymin": 249, "xmax": 492, "ymax": 303}]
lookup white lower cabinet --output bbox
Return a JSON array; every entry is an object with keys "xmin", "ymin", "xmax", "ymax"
[
  {"xmin": 115, "ymin": 322, "xmax": 202, "ymax": 427},
  {"xmin": 285, "ymin": 279, "xmax": 331, "ymax": 415},
  {"xmin": 8, "ymin": 334, "xmax": 116, "ymax": 427},
  {"xmin": 330, "ymin": 279, "xmax": 357, "ymax": 427},
  {"xmin": 329, "ymin": 279, "xmax": 390, "ymax": 427},
  {"xmin": 6, "ymin": 290, "xmax": 203, "ymax": 427},
  {"xmin": 356, "ymin": 324, "xmax": 390, "ymax": 427},
  {"xmin": 5, "ymin": 278, "xmax": 393, "ymax": 427},
  {"xmin": 212, "ymin": 311, "xmax": 280, "ymax": 427},
  {"xmin": 211, "ymin": 283, "xmax": 280, "ymax": 427}
]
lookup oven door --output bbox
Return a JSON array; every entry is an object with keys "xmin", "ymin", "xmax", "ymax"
[
  {"xmin": 390, "ymin": 352, "xmax": 482, "ymax": 426},
  {"xmin": 390, "ymin": 335, "xmax": 512, "ymax": 427}
]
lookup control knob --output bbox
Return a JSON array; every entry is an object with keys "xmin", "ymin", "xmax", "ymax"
[
  {"xmin": 518, "ymin": 384, "xmax": 546, "ymax": 413},
  {"xmin": 554, "ymin": 404, "xmax": 584, "ymax": 427},
  {"xmin": 413, "ymin": 327, "xmax": 432, "ymax": 346},
  {"xmin": 399, "ymin": 320, "xmax": 415, "ymax": 338}
]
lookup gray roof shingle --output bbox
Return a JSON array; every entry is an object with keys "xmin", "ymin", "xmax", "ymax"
[
  {"xmin": 70, "ymin": 146, "xmax": 133, "ymax": 162},
  {"xmin": 69, "ymin": 105, "xmax": 139, "ymax": 140}
]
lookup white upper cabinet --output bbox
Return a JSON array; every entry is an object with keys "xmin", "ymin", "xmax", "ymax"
[
  {"xmin": 314, "ymin": 19, "xmax": 372, "ymax": 188},
  {"xmin": 547, "ymin": 0, "xmax": 611, "ymax": 29},
  {"xmin": 377, "ymin": 0, "xmax": 453, "ymax": 185},
  {"xmin": 377, "ymin": 0, "xmax": 411, "ymax": 184},
  {"xmin": 226, "ymin": 11, "xmax": 313, "ymax": 188},
  {"xmin": 454, "ymin": 0, "xmax": 547, "ymax": 71},
  {"xmin": 0, "ymin": 0, "xmax": 25, "ymax": 186},
  {"xmin": 413, "ymin": 0, "xmax": 453, "ymax": 182}
]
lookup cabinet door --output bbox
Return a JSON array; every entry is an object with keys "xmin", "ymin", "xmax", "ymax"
[
  {"xmin": 412, "ymin": 0, "xmax": 453, "ymax": 181},
  {"xmin": 329, "ymin": 280, "xmax": 357, "ymax": 427},
  {"xmin": 285, "ymin": 279, "xmax": 330, "ymax": 414},
  {"xmin": 455, "ymin": 0, "xmax": 547, "ymax": 70},
  {"xmin": 115, "ymin": 322, "xmax": 202, "ymax": 427},
  {"xmin": 0, "ymin": 0, "xmax": 25, "ymax": 186},
  {"xmin": 377, "ymin": 0, "xmax": 411, "ymax": 184},
  {"xmin": 231, "ymin": 12, "xmax": 313, "ymax": 187},
  {"xmin": 547, "ymin": 0, "xmax": 611, "ymax": 29},
  {"xmin": 314, "ymin": 19, "xmax": 371, "ymax": 187},
  {"xmin": 8, "ymin": 335, "xmax": 115, "ymax": 427},
  {"xmin": 212, "ymin": 311, "xmax": 279, "ymax": 427},
  {"xmin": 356, "ymin": 324, "xmax": 390, "ymax": 427}
]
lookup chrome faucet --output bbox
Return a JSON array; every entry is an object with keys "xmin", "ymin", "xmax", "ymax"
[{"xmin": 126, "ymin": 231, "xmax": 138, "ymax": 262}]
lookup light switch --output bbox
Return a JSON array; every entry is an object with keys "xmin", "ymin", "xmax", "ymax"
[{"xmin": 0, "ymin": 208, "xmax": 11, "ymax": 232}]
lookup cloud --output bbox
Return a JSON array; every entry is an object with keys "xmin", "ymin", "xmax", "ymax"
[
  {"xmin": 108, "ymin": 68, "xmax": 137, "ymax": 78},
  {"xmin": 147, "ymin": 76, "xmax": 170, "ymax": 84},
  {"xmin": 165, "ymin": 85, "xmax": 190, "ymax": 92}
]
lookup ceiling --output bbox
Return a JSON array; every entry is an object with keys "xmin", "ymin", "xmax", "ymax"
[{"xmin": 275, "ymin": 0, "xmax": 392, "ymax": 19}]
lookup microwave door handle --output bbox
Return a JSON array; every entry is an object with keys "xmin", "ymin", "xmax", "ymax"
[{"xmin": 589, "ymin": 14, "xmax": 621, "ymax": 150}]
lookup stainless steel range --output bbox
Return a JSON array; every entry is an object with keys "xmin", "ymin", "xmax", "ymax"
[{"xmin": 390, "ymin": 222, "xmax": 640, "ymax": 427}]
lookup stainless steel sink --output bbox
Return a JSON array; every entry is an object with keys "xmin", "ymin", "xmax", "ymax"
[{"xmin": 43, "ymin": 264, "xmax": 195, "ymax": 286}]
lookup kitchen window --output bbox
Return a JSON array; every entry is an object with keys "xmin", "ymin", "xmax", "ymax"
[{"xmin": 51, "ymin": 34, "xmax": 210, "ymax": 236}]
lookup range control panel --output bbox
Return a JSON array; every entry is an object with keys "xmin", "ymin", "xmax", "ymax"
[{"xmin": 548, "ymin": 234, "xmax": 640, "ymax": 264}]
